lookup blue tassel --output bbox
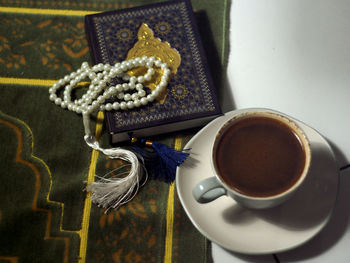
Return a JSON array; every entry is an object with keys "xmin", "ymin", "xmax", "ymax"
[
  {"xmin": 151, "ymin": 141, "xmax": 190, "ymax": 182},
  {"xmin": 130, "ymin": 138, "xmax": 190, "ymax": 183}
]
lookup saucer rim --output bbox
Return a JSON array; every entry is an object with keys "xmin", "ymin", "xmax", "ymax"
[{"xmin": 176, "ymin": 108, "xmax": 339, "ymax": 255}]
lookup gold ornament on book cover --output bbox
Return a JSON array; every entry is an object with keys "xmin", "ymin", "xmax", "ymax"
[{"xmin": 126, "ymin": 23, "xmax": 181, "ymax": 104}]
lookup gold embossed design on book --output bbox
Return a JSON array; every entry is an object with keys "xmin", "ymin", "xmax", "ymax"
[{"xmin": 126, "ymin": 24, "xmax": 181, "ymax": 104}]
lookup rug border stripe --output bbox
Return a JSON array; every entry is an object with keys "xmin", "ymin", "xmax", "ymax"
[
  {"xmin": 0, "ymin": 77, "xmax": 57, "ymax": 87},
  {"xmin": 163, "ymin": 136, "xmax": 182, "ymax": 263},
  {"xmin": 78, "ymin": 111, "xmax": 104, "ymax": 263},
  {"xmin": 0, "ymin": 6, "xmax": 98, "ymax": 16}
]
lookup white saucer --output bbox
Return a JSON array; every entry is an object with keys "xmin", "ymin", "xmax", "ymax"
[{"xmin": 176, "ymin": 108, "xmax": 339, "ymax": 255}]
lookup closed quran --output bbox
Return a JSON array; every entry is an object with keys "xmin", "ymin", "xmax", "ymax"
[{"xmin": 85, "ymin": 0, "xmax": 221, "ymax": 143}]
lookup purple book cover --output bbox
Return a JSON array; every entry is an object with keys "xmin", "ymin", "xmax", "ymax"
[{"xmin": 85, "ymin": 0, "xmax": 221, "ymax": 142}]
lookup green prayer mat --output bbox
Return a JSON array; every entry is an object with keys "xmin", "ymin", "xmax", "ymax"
[{"xmin": 0, "ymin": 0, "xmax": 230, "ymax": 262}]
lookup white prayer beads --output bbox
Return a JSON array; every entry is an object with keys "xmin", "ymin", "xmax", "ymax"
[{"xmin": 49, "ymin": 56, "xmax": 170, "ymax": 116}]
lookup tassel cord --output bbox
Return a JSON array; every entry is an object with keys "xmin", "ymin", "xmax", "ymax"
[{"xmin": 94, "ymin": 164, "xmax": 132, "ymax": 182}]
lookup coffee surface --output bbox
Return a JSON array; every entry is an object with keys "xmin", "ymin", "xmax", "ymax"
[{"xmin": 215, "ymin": 116, "xmax": 306, "ymax": 197}]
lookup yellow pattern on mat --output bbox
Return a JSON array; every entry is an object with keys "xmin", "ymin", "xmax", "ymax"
[
  {"xmin": 0, "ymin": 114, "xmax": 78, "ymax": 263},
  {"xmin": 163, "ymin": 136, "xmax": 182, "ymax": 263},
  {"xmin": 0, "ymin": 77, "xmax": 57, "ymax": 87},
  {"xmin": 0, "ymin": 79, "xmax": 104, "ymax": 262},
  {"xmin": 78, "ymin": 111, "xmax": 104, "ymax": 263},
  {"xmin": 0, "ymin": 7, "xmax": 98, "ymax": 16},
  {"xmin": 0, "ymin": 77, "xmax": 89, "ymax": 88}
]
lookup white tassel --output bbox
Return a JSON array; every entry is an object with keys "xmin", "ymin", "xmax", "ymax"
[{"xmin": 85, "ymin": 135, "xmax": 147, "ymax": 213}]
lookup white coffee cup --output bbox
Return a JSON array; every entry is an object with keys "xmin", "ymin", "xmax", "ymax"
[{"xmin": 192, "ymin": 109, "xmax": 312, "ymax": 209}]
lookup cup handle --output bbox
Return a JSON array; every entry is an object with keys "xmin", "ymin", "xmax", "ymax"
[{"xmin": 192, "ymin": 177, "xmax": 227, "ymax": 203}]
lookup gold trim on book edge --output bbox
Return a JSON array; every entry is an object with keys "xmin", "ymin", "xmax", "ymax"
[{"xmin": 163, "ymin": 136, "xmax": 182, "ymax": 263}]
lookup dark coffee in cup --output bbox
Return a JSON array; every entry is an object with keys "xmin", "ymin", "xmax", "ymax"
[{"xmin": 213, "ymin": 115, "xmax": 307, "ymax": 198}]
